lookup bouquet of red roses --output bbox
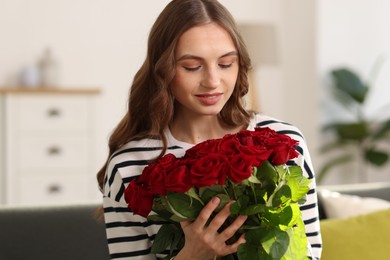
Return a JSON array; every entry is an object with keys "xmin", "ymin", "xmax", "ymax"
[{"xmin": 125, "ymin": 127, "xmax": 311, "ymax": 259}]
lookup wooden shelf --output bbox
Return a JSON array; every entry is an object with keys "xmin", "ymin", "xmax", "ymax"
[{"xmin": 0, "ymin": 87, "xmax": 101, "ymax": 95}]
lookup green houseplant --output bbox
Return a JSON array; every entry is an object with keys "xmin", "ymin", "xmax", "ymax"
[{"xmin": 318, "ymin": 67, "xmax": 390, "ymax": 183}]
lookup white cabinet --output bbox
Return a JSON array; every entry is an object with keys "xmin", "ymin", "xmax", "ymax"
[{"xmin": 0, "ymin": 88, "xmax": 101, "ymax": 205}]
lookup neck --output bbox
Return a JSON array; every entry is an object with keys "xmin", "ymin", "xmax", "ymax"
[
  {"xmin": 170, "ymin": 113, "xmax": 242, "ymax": 144},
  {"xmin": 170, "ymin": 114, "xmax": 218, "ymax": 144}
]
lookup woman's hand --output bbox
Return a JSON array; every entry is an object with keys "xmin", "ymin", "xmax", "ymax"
[{"xmin": 174, "ymin": 197, "xmax": 248, "ymax": 260}]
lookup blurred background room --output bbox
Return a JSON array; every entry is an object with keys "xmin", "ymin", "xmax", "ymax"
[{"xmin": 1, "ymin": 0, "xmax": 389, "ymax": 203}]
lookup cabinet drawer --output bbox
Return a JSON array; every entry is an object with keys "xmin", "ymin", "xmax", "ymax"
[
  {"xmin": 12, "ymin": 95, "xmax": 90, "ymax": 133},
  {"xmin": 18, "ymin": 136, "xmax": 89, "ymax": 169},
  {"xmin": 18, "ymin": 172, "xmax": 89, "ymax": 205}
]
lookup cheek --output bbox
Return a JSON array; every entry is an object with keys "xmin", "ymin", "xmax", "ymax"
[
  {"xmin": 170, "ymin": 70, "xmax": 191, "ymax": 98},
  {"xmin": 226, "ymin": 68, "xmax": 239, "ymax": 89}
]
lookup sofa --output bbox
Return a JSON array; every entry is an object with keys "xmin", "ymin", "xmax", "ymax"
[
  {"xmin": 1, "ymin": 183, "xmax": 389, "ymax": 260},
  {"xmin": 317, "ymin": 182, "xmax": 390, "ymax": 260},
  {"xmin": 0, "ymin": 203, "xmax": 109, "ymax": 260}
]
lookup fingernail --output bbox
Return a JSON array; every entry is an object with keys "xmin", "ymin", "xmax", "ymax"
[
  {"xmin": 212, "ymin": 197, "xmax": 220, "ymax": 204},
  {"xmin": 239, "ymin": 215, "xmax": 248, "ymax": 221}
]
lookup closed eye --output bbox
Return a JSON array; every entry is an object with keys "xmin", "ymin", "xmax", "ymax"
[
  {"xmin": 183, "ymin": 66, "xmax": 201, "ymax": 72},
  {"xmin": 219, "ymin": 63, "xmax": 233, "ymax": 69}
]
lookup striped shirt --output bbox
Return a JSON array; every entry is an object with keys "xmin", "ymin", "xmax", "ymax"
[{"xmin": 102, "ymin": 113, "xmax": 323, "ymax": 259}]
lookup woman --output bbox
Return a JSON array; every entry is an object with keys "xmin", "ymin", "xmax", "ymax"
[{"xmin": 97, "ymin": 0, "xmax": 322, "ymax": 259}]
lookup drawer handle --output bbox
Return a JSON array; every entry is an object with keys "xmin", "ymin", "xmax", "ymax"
[
  {"xmin": 47, "ymin": 108, "xmax": 61, "ymax": 117},
  {"xmin": 48, "ymin": 146, "xmax": 61, "ymax": 155},
  {"xmin": 48, "ymin": 184, "xmax": 62, "ymax": 194}
]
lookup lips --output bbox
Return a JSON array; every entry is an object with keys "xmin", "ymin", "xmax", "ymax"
[{"xmin": 195, "ymin": 93, "xmax": 223, "ymax": 106}]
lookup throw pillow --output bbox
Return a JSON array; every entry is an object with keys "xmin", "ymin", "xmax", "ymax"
[
  {"xmin": 318, "ymin": 189, "xmax": 390, "ymax": 219},
  {"xmin": 320, "ymin": 209, "xmax": 390, "ymax": 260}
]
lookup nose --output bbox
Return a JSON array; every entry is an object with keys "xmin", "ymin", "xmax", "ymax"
[{"xmin": 201, "ymin": 66, "xmax": 221, "ymax": 89}]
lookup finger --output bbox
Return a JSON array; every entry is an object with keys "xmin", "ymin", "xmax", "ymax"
[
  {"xmin": 225, "ymin": 233, "xmax": 247, "ymax": 255},
  {"xmin": 217, "ymin": 215, "xmax": 247, "ymax": 244},
  {"xmin": 207, "ymin": 200, "xmax": 235, "ymax": 232},
  {"xmin": 191, "ymin": 196, "xmax": 220, "ymax": 230},
  {"xmin": 180, "ymin": 220, "xmax": 193, "ymax": 229}
]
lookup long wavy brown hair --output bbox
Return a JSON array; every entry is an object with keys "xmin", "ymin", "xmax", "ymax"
[{"xmin": 97, "ymin": 0, "xmax": 253, "ymax": 190}]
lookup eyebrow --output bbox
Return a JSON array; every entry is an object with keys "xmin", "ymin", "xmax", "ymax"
[{"xmin": 176, "ymin": 51, "xmax": 238, "ymax": 62}]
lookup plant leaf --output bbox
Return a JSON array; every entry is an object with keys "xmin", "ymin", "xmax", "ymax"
[
  {"xmin": 237, "ymin": 243, "xmax": 273, "ymax": 260},
  {"xmin": 271, "ymin": 185, "xmax": 291, "ymax": 208},
  {"xmin": 264, "ymin": 205, "xmax": 294, "ymax": 228},
  {"xmin": 166, "ymin": 193, "xmax": 203, "ymax": 220},
  {"xmin": 240, "ymin": 203, "xmax": 266, "ymax": 216},
  {"xmin": 286, "ymin": 166, "xmax": 311, "ymax": 203},
  {"xmin": 230, "ymin": 195, "xmax": 249, "ymax": 215},
  {"xmin": 364, "ymin": 148, "xmax": 389, "ymax": 166},
  {"xmin": 281, "ymin": 218, "xmax": 309, "ymax": 259},
  {"xmin": 151, "ymin": 224, "xmax": 176, "ymax": 254},
  {"xmin": 372, "ymin": 119, "xmax": 390, "ymax": 140},
  {"xmin": 256, "ymin": 161, "xmax": 278, "ymax": 195},
  {"xmin": 318, "ymin": 139, "xmax": 352, "ymax": 153},
  {"xmin": 331, "ymin": 68, "xmax": 368, "ymax": 103},
  {"xmin": 261, "ymin": 227, "xmax": 290, "ymax": 259},
  {"xmin": 333, "ymin": 122, "xmax": 369, "ymax": 141}
]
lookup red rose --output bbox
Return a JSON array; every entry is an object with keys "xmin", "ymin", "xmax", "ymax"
[
  {"xmin": 138, "ymin": 163, "xmax": 167, "ymax": 195},
  {"xmin": 238, "ymin": 145, "xmax": 272, "ymax": 166},
  {"xmin": 164, "ymin": 165, "xmax": 192, "ymax": 193},
  {"xmin": 124, "ymin": 180, "xmax": 154, "ymax": 218},
  {"xmin": 184, "ymin": 139, "xmax": 221, "ymax": 158},
  {"xmin": 219, "ymin": 136, "xmax": 241, "ymax": 155},
  {"xmin": 235, "ymin": 130, "xmax": 256, "ymax": 146},
  {"xmin": 188, "ymin": 154, "xmax": 227, "ymax": 187},
  {"xmin": 267, "ymin": 136, "xmax": 299, "ymax": 165},
  {"xmin": 139, "ymin": 153, "xmax": 181, "ymax": 195},
  {"xmin": 226, "ymin": 154, "xmax": 253, "ymax": 183}
]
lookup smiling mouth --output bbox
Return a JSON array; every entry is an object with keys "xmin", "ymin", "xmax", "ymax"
[
  {"xmin": 195, "ymin": 93, "xmax": 223, "ymax": 105},
  {"xmin": 196, "ymin": 93, "xmax": 222, "ymax": 98}
]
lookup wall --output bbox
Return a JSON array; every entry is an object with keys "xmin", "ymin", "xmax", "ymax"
[
  {"xmin": 317, "ymin": 0, "xmax": 390, "ymax": 184},
  {"xmin": 0, "ymin": 1, "xmax": 319, "ymax": 183}
]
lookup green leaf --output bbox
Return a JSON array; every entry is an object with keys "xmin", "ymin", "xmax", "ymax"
[
  {"xmin": 240, "ymin": 203, "xmax": 266, "ymax": 216},
  {"xmin": 220, "ymin": 254, "xmax": 239, "ymax": 260},
  {"xmin": 256, "ymin": 161, "xmax": 278, "ymax": 194},
  {"xmin": 151, "ymin": 197, "xmax": 174, "ymax": 220},
  {"xmin": 151, "ymin": 224, "xmax": 176, "ymax": 254},
  {"xmin": 199, "ymin": 185, "xmax": 224, "ymax": 202},
  {"xmin": 365, "ymin": 148, "xmax": 389, "ymax": 166},
  {"xmin": 261, "ymin": 227, "xmax": 290, "ymax": 259},
  {"xmin": 245, "ymin": 226, "xmax": 269, "ymax": 244},
  {"xmin": 331, "ymin": 68, "xmax": 368, "ymax": 103},
  {"xmin": 230, "ymin": 195, "xmax": 250, "ymax": 214},
  {"xmin": 264, "ymin": 205, "xmax": 293, "ymax": 227},
  {"xmin": 333, "ymin": 122, "xmax": 369, "ymax": 141},
  {"xmin": 170, "ymin": 224, "xmax": 184, "ymax": 256},
  {"xmin": 186, "ymin": 187, "xmax": 204, "ymax": 205},
  {"xmin": 271, "ymin": 185, "xmax": 291, "ymax": 208},
  {"xmin": 372, "ymin": 119, "xmax": 390, "ymax": 140},
  {"xmin": 215, "ymin": 193, "xmax": 232, "ymax": 212},
  {"xmin": 237, "ymin": 243, "xmax": 273, "ymax": 260},
  {"xmin": 286, "ymin": 167, "xmax": 311, "ymax": 203},
  {"xmin": 319, "ymin": 139, "xmax": 352, "ymax": 153},
  {"xmin": 281, "ymin": 218, "xmax": 308, "ymax": 259},
  {"xmin": 147, "ymin": 214, "xmax": 169, "ymax": 222},
  {"xmin": 166, "ymin": 193, "xmax": 203, "ymax": 220},
  {"xmin": 248, "ymin": 174, "xmax": 261, "ymax": 184}
]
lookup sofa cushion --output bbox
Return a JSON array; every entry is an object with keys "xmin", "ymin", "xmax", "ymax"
[
  {"xmin": 0, "ymin": 203, "xmax": 109, "ymax": 260},
  {"xmin": 318, "ymin": 189, "xmax": 390, "ymax": 219},
  {"xmin": 320, "ymin": 209, "xmax": 390, "ymax": 260}
]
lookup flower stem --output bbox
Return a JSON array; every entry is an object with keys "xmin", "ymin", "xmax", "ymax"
[{"xmin": 250, "ymin": 181, "xmax": 258, "ymax": 204}]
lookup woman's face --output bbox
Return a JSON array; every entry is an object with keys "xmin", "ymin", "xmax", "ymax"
[{"xmin": 171, "ymin": 22, "xmax": 239, "ymax": 118}]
